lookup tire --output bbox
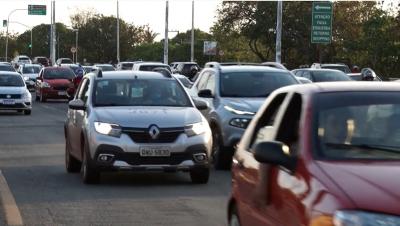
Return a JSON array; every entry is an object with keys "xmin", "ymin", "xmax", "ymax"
[
  {"xmin": 65, "ymin": 138, "xmax": 81, "ymax": 173},
  {"xmin": 229, "ymin": 205, "xmax": 241, "ymax": 226},
  {"xmin": 190, "ymin": 167, "xmax": 210, "ymax": 184},
  {"xmin": 24, "ymin": 110, "xmax": 31, "ymax": 115},
  {"xmin": 81, "ymin": 142, "xmax": 100, "ymax": 184},
  {"xmin": 211, "ymin": 127, "xmax": 233, "ymax": 170}
]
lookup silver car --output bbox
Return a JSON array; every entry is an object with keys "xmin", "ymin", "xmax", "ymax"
[
  {"xmin": 65, "ymin": 70, "xmax": 212, "ymax": 184},
  {"xmin": 0, "ymin": 72, "xmax": 32, "ymax": 115}
]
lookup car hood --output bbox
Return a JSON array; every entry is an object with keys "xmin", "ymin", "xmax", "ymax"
[
  {"xmin": 23, "ymin": 73, "xmax": 38, "ymax": 79},
  {"xmin": 45, "ymin": 78, "xmax": 72, "ymax": 86},
  {"xmin": 0, "ymin": 86, "xmax": 26, "ymax": 94},
  {"xmin": 222, "ymin": 98, "xmax": 265, "ymax": 113},
  {"xmin": 93, "ymin": 106, "xmax": 203, "ymax": 128},
  {"xmin": 317, "ymin": 161, "xmax": 400, "ymax": 215}
]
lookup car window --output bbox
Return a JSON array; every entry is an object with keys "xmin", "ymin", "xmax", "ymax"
[
  {"xmin": 322, "ymin": 65, "xmax": 351, "ymax": 73},
  {"xmin": 205, "ymin": 72, "xmax": 215, "ymax": 93},
  {"xmin": 315, "ymin": 91, "xmax": 400, "ymax": 160},
  {"xmin": 249, "ymin": 93, "xmax": 288, "ymax": 149},
  {"xmin": 23, "ymin": 66, "xmax": 41, "ymax": 74},
  {"xmin": 313, "ymin": 70, "xmax": 351, "ymax": 82},
  {"xmin": 80, "ymin": 79, "xmax": 90, "ymax": 104},
  {"xmin": 139, "ymin": 65, "xmax": 170, "ymax": 72},
  {"xmin": 0, "ymin": 74, "xmax": 25, "ymax": 87},
  {"xmin": 220, "ymin": 71, "xmax": 297, "ymax": 97},
  {"xmin": 93, "ymin": 79, "xmax": 191, "ymax": 107},
  {"xmin": 294, "ymin": 70, "xmax": 303, "ymax": 76},
  {"xmin": 302, "ymin": 71, "xmax": 312, "ymax": 80},
  {"xmin": 196, "ymin": 71, "xmax": 210, "ymax": 91}
]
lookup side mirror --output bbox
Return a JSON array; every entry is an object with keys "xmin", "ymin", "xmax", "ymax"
[
  {"xmin": 68, "ymin": 99, "xmax": 86, "ymax": 111},
  {"xmin": 253, "ymin": 141, "xmax": 296, "ymax": 171},
  {"xmin": 193, "ymin": 99, "xmax": 208, "ymax": 110},
  {"xmin": 198, "ymin": 89, "xmax": 213, "ymax": 98}
]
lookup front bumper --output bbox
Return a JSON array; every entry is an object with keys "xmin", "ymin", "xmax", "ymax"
[
  {"xmin": 0, "ymin": 100, "xmax": 31, "ymax": 110},
  {"xmin": 41, "ymin": 88, "xmax": 69, "ymax": 99}
]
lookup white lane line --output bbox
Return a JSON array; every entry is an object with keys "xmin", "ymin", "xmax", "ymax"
[{"xmin": 0, "ymin": 170, "xmax": 23, "ymax": 226}]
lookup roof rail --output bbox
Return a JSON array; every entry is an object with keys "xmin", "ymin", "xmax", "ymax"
[
  {"xmin": 152, "ymin": 67, "xmax": 172, "ymax": 78},
  {"xmin": 94, "ymin": 69, "xmax": 103, "ymax": 78}
]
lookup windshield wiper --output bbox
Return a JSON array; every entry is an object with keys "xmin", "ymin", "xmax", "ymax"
[{"xmin": 325, "ymin": 143, "xmax": 400, "ymax": 154}]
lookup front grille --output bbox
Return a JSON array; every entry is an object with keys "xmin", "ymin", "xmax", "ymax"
[
  {"xmin": 116, "ymin": 152, "xmax": 192, "ymax": 165},
  {"xmin": 122, "ymin": 127, "xmax": 184, "ymax": 143},
  {"xmin": 0, "ymin": 94, "xmax": 21, "ymax": 99},
  {"xmin": 53, "ymin": 86, "xmax": 69, "ymax": 91}
]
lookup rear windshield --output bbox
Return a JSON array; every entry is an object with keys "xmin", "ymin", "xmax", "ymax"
[
  {"xmin": 220, "ymin": 71, "xmax": 298, "ymax": 97},
  {"xmin": 313, "ymin": 71, "xmax": 351, "ymax": 82},
  {"xmin": 139, "ymin": 65, "xmax": 171, "ymax": 72},
  {"xmin": 43, "ymin": 68, "xmax": 75, "ymax": 79},
  {"xmin": 61, "ymin": 59, "xmax": 73, "ymax": 63},
  {"xmin": 322, "ymin": 65, "xmax": 351, "ymax": 73},
  {"xmin": 23, "ymin": 66, "xmax": 41, "ymax": 74},
  {"xmin": 94, "ymin": 79, "xmax": 191, "ymax": 107},
  {"xmin": 97, "ymin": 65, "xmax": 115, "ymax": 71},
  {"xmin": 0, "ymin": 74, "xmax": 25, "ymax": 87},
  {"xmin": 121, "ymin": 63, "xmax": 133, "ymax": 69},
  {"xmin": 0, "ymin": 64, "xmax": 15, "ymax": 72}
]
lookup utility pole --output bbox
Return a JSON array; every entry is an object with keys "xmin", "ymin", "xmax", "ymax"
[
  {"xmin": 117, "ymin": 0, "xmax": 120, "ymax": 63},
  {"xmin": 74, "ymin": 29, "xmax": 78, "ymax": 63},
  {"xmin": 190, "ymin": 0, "xmax": 194, "ymax": 62},
  {"xmin": 163, "ymin": 0, "xmax": 169, "ymax": 64},
  {"xmin": 50, "ymin": 0, "xmax": 56, "ymax": 65},
  {"xmin": 275, "ymin": 0, "xmax": 282, "ymax": 63}
]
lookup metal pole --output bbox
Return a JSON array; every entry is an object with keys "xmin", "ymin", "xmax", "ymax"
[
  {"xmin": 75, "ymin": 30, "xmax": 78, "ymax": 63},
  {"xmin": 163, "ymin": 0, "xmax": 169, "ymax": 64},
  {"xmin": 51, "ymin": 0, "xmax": 56, "ymax": 65},
  {"xmin": 117, "ymin": 0, "xmax": 120, "ymax": 63},
  {"xmin": 275, "ymin": 0, "xmax": 282, "ymax": 63},
  {"xmin": 190, "ymin": 0, "xmax": 194, "ymax": 62},
  {"xmin": 30, "ymin": 28, "xmax": 33, "ymax": 56}
]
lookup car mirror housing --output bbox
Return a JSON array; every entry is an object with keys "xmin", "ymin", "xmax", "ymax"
[
  {"xmin": 193, "ymin": 99, "xmax": 209, "ymax": 110},
  {"xmin": 68, "ymin": 99, "xmax": 86, "ymax": 111},
  {"xmin": 253, "ymin": 141, "xmax": 296, "ymax": 171},
  {"xmin": 198, "ymin": 89, "xmax": 213, "ymax": 98}
]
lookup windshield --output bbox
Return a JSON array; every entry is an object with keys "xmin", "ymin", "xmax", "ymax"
[
  {"xmin": 322, "ymin": 65, "xmax": 351, "ymax": 73},
  {"xmin": 139, "ymin": 65, "xmax": 171, "ymax": 72},
  {"xmin": 0, "ymin": 64, "xmax": 15, "ymax": 72},
  {"xmin": 220, "ymin": 71, "xmax": 297, "ymax": 97},
  {"xmin": 43, "ymin": 68, "xmax": 75, "ymax": 79},
  {"xmin": 315, "ymin": 92, "xmax": 400, "ymax": 160},
  {"xmin": 94, "ymin": 79, "xmax": 191, "ymax": 107},
  {"xmin": 0, "ymin": 74, "xmax": 25, "ymax": 87},
  {"xmin": 313, "ymin": 70, "xmax": 351, "ymax": 82},
  {"xmin": 122, "ymin": 63, "xmax": 133, "ymax": 69},
  {"xmin": 23, "ymin": 66, "xmax": 41, "ymax": 74},
  {"xmin": 97, "ymin": 65, "xmax": 115, "ymax": 71},
  {"xmin": 19, "ymin": 57, "xmax": 30, "ymax": 61}
]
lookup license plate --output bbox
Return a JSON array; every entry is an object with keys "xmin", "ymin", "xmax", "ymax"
[
  {"xmin": 58, "ymin": 91, "xmax": 67, "ymax": 96},
  {"xmin": 139, "ymin": 147, "xmax": 171, "ymax": 157},
  {"xmin": 2, "ymin": 99, "xmax": 15, "ymax": 105}
]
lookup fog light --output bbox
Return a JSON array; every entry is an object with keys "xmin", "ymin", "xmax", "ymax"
[
  {"xmin": 193, "ymin": 153, "xmax": 207, "ymax": 162},
  {"xmin": 98, "ymin": 154, "xmax": 115, "ymax": 163}
]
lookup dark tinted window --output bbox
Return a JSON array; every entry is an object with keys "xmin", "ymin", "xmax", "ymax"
[
  {"xmin": 97, "ymin": 65, "xmax": 115, "ymax": 71},
  {"xmin": 313, "ymin": 70, "xmax": 351, "ymax": 82},
  {"xmin": 220, "ymin": 71, "xmax": 297, "ymax": 97},
  {"xmin": 43, "ymin": 68, "xmax": 75, "ymax": 79},
  {"xmin": 0, "ymin": 64, "xmax": 15, "ymax": 72},
  {"xmin": 139, "ymin": 65, "xmax": 170, "ymax": 72},
  {"xmin": 23, "ymin": 66, "xmax": 41, "ymax": 74},
  {"xmin": 322, "ymin": 65, "xmax": 351, "ymax": 73},
  {"xmin": 94, "ymin": 79, "xmax": 191, "ymax": 107},
  {"xmin": 19, "ymin": 57, "xmax": 30, "ymax": 61},
  {"xmin": 121, "ymin": 63, "xmax": 133, "ymax": 70},
  {"xmin": 0, "ymin": 74, "xmax": 25, "ymax": 87},
  {"xmin": 61, "ymin": 59, "xmax": 73, "ymax": 64},
  {"xmin": 315, "ymin": 92, "xmax": 400, "ymax": 160}
]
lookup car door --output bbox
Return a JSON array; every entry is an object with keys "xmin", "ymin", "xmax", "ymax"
[
  {"xmin": 233, "ymin": 92, "xmax": 290, "ymax": 226},
  {"xmin": 68, "ymin": 78, "xmax": 90, "ymax": 159}
]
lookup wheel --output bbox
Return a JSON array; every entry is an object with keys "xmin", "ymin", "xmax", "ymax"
[
  {"xmin": 211, "ymin": 127, "xmax": 233, "ymax": 170},
  {"xmin": 229, "ymin": 205, "xmax": 241, "ymax": 226},
  {"xmin": 24, "ymin": 110, "xmax": 31, "ymax": 115},
  {"xmin": 190, "ymin": 167, "xmax": 209, "ymax": 184},
  {"xmin": 40, "ymin": 92, "xmax": 46, "ymax": 102},
  {"xmin": 81, "ymin": 142, "xmax": 100, "ymax": 184},
  {"xmin": 65, "ymin": 137, "xmax": 81, "ymax": 173}
]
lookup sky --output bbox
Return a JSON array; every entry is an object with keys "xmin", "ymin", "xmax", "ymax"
[{"xmin": 0, "ymin": 0, "xmax": 222, "ymax": 40}]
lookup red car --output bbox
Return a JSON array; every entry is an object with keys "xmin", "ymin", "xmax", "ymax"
[
  {"xmin": 229, "ymin": 82, "xmax": 400, "ymax": 226},
  {"xmin": 35, "ymin": 67, "xmax": 75, "ymax": 102}
]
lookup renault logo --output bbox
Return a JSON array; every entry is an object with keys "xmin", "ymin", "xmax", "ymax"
[
  {"xmin": 6, "ymin": 95, "xmax": 11, "ymax": 99},
  {"xmin": 148, "ymin": 125, "xmax": 160, "ymax": 140}
]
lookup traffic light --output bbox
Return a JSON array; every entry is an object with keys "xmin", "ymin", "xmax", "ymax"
[{"xmin": 28, "ymin": 43, "xmax": 32, "ymax": 48}]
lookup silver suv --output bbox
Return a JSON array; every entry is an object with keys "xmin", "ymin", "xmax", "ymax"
[
  {"xmin": 65, "ymin": 70, "xmax": 212, "ymax": 184},
  {"xmin": 189, "ymin": 63, "xmax": 299, "ymax": 169}
]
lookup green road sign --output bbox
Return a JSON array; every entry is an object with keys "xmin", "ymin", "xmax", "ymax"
[
  {"xmin": 311, "ymin": 2, "xmax": 333, "ymax": 44},
  {"xmin": 28, "ymin": 5, "xmax": 46, "ymax": 15}
]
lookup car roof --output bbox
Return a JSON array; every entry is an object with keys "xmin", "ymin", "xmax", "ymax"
[
  {"xmin": 216, "ymin": 65, "xmax": 289, "ymax": 73},
  {"xmin": 276, "ymin": 81, "xmax": 400, "ymax": 95},
  {"xmin": 89, "ymin": 71, "xmax": 175, "ymax": 80}
]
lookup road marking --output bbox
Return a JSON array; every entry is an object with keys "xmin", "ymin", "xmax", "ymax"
[{"xmin": 0, "ymin": 170, "xmax": 23, "ymax": 226}]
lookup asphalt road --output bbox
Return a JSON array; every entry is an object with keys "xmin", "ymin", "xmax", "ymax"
[{"xmin": 0, "ymin": 98, "xmax": 231, "ymax": 226}]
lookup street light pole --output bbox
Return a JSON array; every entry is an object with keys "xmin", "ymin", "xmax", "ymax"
[
  {"xmin": 117, "ymin": 0, "xmax": 120, "ymax": 63},
  {"xmin": 190, "ymin": 0, "xmax": 194, "ymax": 62},
  {"xmin": 275, "ymin": 0, "xmax": 282, "ymax": 63},
  {"xmin": 5, "ymin": 9, "xmax": 27, "ymax": 61},
  {"xmin": 163, "ymin": 0, "xmax": 169, "ymax": 64}
]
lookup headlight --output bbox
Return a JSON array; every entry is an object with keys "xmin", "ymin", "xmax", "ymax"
[
  {"xmin": 229, "ymin": 118, "xmax": 251, "ymax": 129},
  {"xmin": 185, "ymin": 122, "xmax": 208, "ymax": 137},
  {"xmin": 94, "ymin": 122, "xmax": 122, "ymax": 137},
  {"xmin": 333, "ymin": 210, "xmax": 400, "ymax": 226},
  {"xmin": 41, "ymin": 82, "xmax": 51, "ymax": 88},
  {"xmin": 224, "ymin": 105, "xmax": 255, "ymax": 115},
  {"xmin": 23, "ymin": 76, "xmax": 29, "ymax": 81}
]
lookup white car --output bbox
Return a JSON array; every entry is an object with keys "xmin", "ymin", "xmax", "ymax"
[
  {"xmin": 132, "ymin": 62, "xmax": 171, "ymax": 72},
  {"xmin": 17, "ymin": 64, "xmax": 42, "ymax": 91},
  {"xmin": 12, "ymin": 55, "xmax": 32, "ymax": 69},
  {"xmin": 0, "ymin": 72, "xmax": 32, "ymax": 115}
]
